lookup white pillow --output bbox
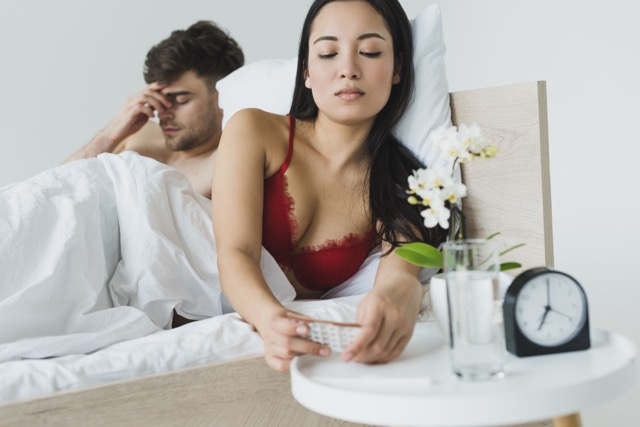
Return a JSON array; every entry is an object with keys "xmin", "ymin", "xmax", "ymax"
[
  {"xmin": 216, "ymin": 3, "xmax": 451, "ymax": 166},
  {"xmin": 217, "ymin": 57, "xmax": 297, "ymax": 128}
]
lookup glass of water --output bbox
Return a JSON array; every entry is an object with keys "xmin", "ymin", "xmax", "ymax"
[{"xmin": 443, "ymin": 239, "xmax": 504, "ymax": 381}]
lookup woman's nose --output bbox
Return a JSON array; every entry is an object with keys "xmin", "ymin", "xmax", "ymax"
[{"xmin": 340, "ymin": 54, "xmax": 361, "ymax": 79}]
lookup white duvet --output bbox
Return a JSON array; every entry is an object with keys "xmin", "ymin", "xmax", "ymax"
[
  {"xmin": 0, "ymin": 153, "xmax": 298, "ymax": 398},
  {"xmin": 0, "ymin": 152, "xmax": 385, "ymax": 403}
]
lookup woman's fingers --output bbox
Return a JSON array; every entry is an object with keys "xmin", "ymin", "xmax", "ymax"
[
  {"xmin": 342, "ymin": 295, "xmax": 385, "ymax": 362},
  {"xmin": 350, "ymin": 292, "xmax": 390, "ymax": 353},
  {"xmin": 382, "ymin": 334, "xmax": 412, "ymax": 363},
  {"xmin": 270, "ymin": 335, "xmax": 329, "ymax": 359},
  {"xmin": 265, "ymin": 354, "xmax": 292, "ymax": 372},
  {"xmin": 262, "ymin": 315, "xmax": 331, "ymax": 371},
  {"xmin": 347, "ymin": 323, "xmax": 412, "ymax": 364},
  {"xmin": 343, "ymin": 291, "xmax": 416, "ymax": 364}
]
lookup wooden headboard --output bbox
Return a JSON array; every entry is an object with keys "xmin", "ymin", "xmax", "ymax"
[{"xmin": 452, "ymin": 81, "xmax": 553, "ymax": 273}]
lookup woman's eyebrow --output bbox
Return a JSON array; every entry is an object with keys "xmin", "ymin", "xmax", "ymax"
[
  {"xmin": 312, "ymin": 33, "xmax": 386, "ymax": 44},
  {"xmin": 313, "ymin": 35, "xmax": 338, "ymax": 44},
  {"xmin": 358, "ymin": 32, "xmax": 385, "ymax": 41}
]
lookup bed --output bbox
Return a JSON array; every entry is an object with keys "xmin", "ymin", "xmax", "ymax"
[
  {"xmin": 0, "ymin": 78, "xmax": 556, "ymax": 426},
  {"xmin": 0, "ymin": 4, "xmax": 561, "ymax": 427}
]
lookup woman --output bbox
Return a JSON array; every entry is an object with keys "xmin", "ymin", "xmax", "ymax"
[{"xmin": 211, "ymin": 0, "xmax": 446, "ymax": 371}]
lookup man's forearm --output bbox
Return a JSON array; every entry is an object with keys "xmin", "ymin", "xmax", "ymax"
[{"xmin": 62, "ymin": 129, "xmax": 120, "ymax": 164}]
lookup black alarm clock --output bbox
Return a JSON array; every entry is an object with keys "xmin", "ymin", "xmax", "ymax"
[{"xmin": 503, "ymin": 267, "xmax": 590, "ymax": 357}]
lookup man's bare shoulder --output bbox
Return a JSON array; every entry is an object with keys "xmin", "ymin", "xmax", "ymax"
[{"xmin": 115, "ymin": 121, "xmax": 167, "ymax": 160}]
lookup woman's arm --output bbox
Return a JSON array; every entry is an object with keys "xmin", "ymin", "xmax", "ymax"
[
  {"xmin": 211, "ymin": 109, "xmax": 328, "ymax": 371},
  {"xmin": 343, "ymin": 241, "xmax": 424, "ymax": 364}
]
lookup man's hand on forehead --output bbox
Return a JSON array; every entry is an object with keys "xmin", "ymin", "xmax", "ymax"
[{"xmin": 141, "ymin": 82, "xmax": 172, "ymax": 113}]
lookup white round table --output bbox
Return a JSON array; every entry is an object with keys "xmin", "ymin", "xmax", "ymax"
[{"xmin": 291, "ymin": 321, "xmax": 636, "ymax": 426}]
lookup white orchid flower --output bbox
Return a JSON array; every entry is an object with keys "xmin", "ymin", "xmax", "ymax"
[
  {"xmin": 437, "ymin": 132, "xmax": 471, "ymax": 162},
  {"xmin": 409, "ymin": 167, "xmax": 450, "ymax": 192},
  {"xmin": 458, "ymin": 123, "xmax": 497, "ymax": 158},
  {"xmin": 421, "ymin": 201, "xmax": 451, "ymax": 229},
  {"xmin": 406, "ymin": 123, "xmax": 499, "ymax": 231},
  {"xmin": 431, "ymin": 125, "xmax": 458, "ymax": 146},
  {"xmin": 441, "ymin": 182, "xmax": 467, "ymax": 204},
  {"xmin": 408, "ymin": 168, "xmax": 432, "ymax": 194},
  {"xmin": 457, "ymin": 123, "xmax": 481, "ymax": 145},
  {"xmin": 415, "ymin": 187, "xmax": 442, "ymax": 207},
  {"xmin": 433, "ymin": 123, "xmax": 497, "ymax": 164},
  {"xmin": 420, "ymin": 167, "xmax": 453, "ymax": 190},
  {"xmin": 407, "ymin": 172, "xmax": 423, "ymax": 194},
  {"xmin": 400, "ymin": 123, "xmax": 523, "ymax": 273}
]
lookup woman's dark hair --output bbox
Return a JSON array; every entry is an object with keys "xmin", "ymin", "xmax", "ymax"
[
  {"xmin": 289, "ymin": 0, "xmax": 447, "ymax": 251},
  {"xmin": 144, "ymin": 21, "xmax": 244, "ymax": 91}
]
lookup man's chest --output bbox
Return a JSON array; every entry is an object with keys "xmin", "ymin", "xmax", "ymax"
[{"xmin": 170, "ymin": 158, "xmax": 213, "ymax": 199}]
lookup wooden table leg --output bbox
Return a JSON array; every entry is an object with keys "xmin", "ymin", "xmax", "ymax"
[{"xmin": 552, "ymin": 413, "xmax": 582, "ymax": 427}]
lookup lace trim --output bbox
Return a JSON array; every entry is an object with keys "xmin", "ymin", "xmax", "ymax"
[
  {"xmin": 280, "ymin": 175, "xmax": 374, "ymax": 256},
  {"xmin": 279, "ymin": 174, "xmax": 298, "ymax": 246},
  {"xmin": 296, "ymin": 231, "xmax": 374, "ymax": 255}
]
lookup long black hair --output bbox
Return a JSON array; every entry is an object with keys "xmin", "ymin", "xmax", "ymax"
[{"xmin": 289, "ymin": 0, "xmax": 447, "ymax": 251}]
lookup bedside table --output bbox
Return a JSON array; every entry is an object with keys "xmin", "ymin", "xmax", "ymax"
[{"xmin": 291, "ymin": 321, "xmax": 636, "ymax": 427}]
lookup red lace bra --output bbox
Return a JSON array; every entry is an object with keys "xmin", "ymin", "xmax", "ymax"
[{"xmin": 262, "ymin": 115, "xmax": 375, "ymax": 291}]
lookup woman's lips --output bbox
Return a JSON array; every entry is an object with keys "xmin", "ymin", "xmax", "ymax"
[{"xmin": 336, "ymin": 88, "xmax": 364, "ymax": 100}]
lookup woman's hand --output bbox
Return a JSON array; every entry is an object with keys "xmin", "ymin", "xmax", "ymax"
[
  {"xmin": 256, "ymin": 310, "xmax": 332, "ymax": 371},
  {"xmin": 342, "ymin": 273, "xmax": 423, "ymax": 364}
]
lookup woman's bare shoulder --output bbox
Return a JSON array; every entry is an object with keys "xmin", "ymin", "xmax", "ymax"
[
  {"xmin": 222, "ymin": 109, "xmax": 290, "ymax": 165},
  {"xmin": 224, "ymin": 108, "xmax": 288, "ymax": 136}
]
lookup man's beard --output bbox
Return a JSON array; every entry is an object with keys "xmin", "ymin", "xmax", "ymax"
[
  {"xmin": 162, "ymin": 117, "xmax": 217, "ymax": 152},
  {"xmin": 164, "ymin": 131, "xmax": 201, "ymax": 152}
]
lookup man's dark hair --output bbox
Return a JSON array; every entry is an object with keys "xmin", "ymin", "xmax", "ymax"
[{"xmin": 144, "ymin": 20, "xmax": 244, "ymax": 91}]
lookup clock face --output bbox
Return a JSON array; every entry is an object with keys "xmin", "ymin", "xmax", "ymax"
[{"xmin": 514, "ymin": 272, "xmax": 587, "ymax": 347}]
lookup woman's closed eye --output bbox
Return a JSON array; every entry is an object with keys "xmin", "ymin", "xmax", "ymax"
[
  {"xmin": 360, "ymin": 51, "xmax": 382, "ymax": 58},
  {"xmin": 318, "ymin": 51, "xmax": 382, "ymax": 59}
]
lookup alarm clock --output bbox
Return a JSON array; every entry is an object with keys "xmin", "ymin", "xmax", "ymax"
[{"xmin": 503, "ymin": 267, "xmax": 590, "ymax": 357}]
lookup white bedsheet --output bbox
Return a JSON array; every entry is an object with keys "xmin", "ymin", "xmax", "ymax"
[
  {"xmin": 0, "ymin": 295, "xmax": 364, "ymax": 403},
  {"xmin": 0, "ymin": 152, "xmax": 295, "ymax": 363},
  {"xmin": 0, "ymin": 152, "xmax": 410, "ymax": 404}
]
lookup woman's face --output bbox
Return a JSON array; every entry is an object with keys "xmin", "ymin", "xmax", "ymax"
[{"xmin": 305, "ymin": 0, "xmax": 400, "ymax": 125}]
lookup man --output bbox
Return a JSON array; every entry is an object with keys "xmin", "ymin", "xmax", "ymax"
[{"xmin": 65, "ymin": 21, "xmax": 244, "ymax": 198}]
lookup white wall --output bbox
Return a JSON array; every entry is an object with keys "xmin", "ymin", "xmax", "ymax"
[
  {"xmin": 1, "ymin": 1, "xmax": 637, "ymax": 425},
  {"xmin": 435, "ymin": 1, "xmax": 640, "ymax": 425},
  {"xmin": 0, "ymin": 0, "xmax": 309, "ymax": 184}
]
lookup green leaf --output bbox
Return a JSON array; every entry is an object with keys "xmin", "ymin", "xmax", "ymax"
[
  {"xmin": 500, "ymin": 262, "xmax": 521, "ymax": 271},
  {"xmin": 499, "ymin": 243, "xmax": 526, "ymax": 257},
  {"xmin": 396, "ymin": 242, "xmax": 443, "ymax": 268},
  {"xmin": 486, "ymin": 232, "xmax": 501, "ymax": 240}
]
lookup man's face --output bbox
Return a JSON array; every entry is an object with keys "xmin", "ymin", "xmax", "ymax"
[{"xmin": 157, "ymin": 71, "xmax": 222, "ymax": 152}]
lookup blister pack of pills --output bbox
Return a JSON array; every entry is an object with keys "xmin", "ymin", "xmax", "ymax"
[{"xmin": 288, "ymin": 314, "xmax": 361, "ymax": 353}]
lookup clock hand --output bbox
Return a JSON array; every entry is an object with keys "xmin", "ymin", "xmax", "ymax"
[
  {"xmin": 537, "ymin": 280, "xmax": 553, "ymax": 330},
  {"xmin": 550, "ymin": 308, "xmax": 573, "ymax": 321},
  {"xmin": 537, "ymin": 306, "xmax": 551, "ymax": 330}
]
